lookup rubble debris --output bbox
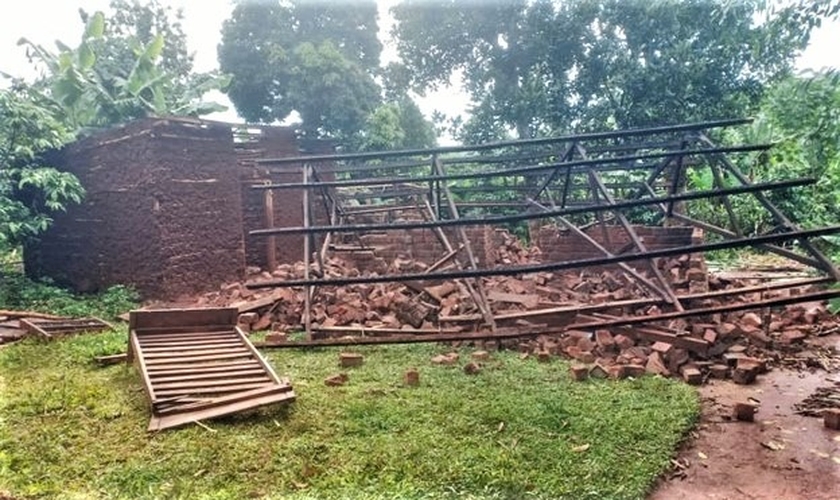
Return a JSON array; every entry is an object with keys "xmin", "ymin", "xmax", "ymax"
[
  {"xmin": 794, "ymin": 383, "xmax": 840, "ymax": 417},
  {"xmin": 471, "ymin": 350, "xmax": 490, "ymax": 361},
  {"xmin": 569, "ymin": 364, "xmax": 589, "ymax": 381},
  {"xmin": 431, "ymin": 352, "xmax": 459, "ymax": 365}
]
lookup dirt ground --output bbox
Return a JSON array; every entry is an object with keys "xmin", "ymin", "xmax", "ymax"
[{"xmin": 650, "ymin": 343, "xmax": 840, "ymax": 500}]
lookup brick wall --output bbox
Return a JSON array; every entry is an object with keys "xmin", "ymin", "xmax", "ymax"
[
  {"xmin": 25, "ymin": 118, "xmax": 245, "ymax": 299},
  {"xmin": 533, "ymin": 224, "xmax": 697, "ymax": 263}
]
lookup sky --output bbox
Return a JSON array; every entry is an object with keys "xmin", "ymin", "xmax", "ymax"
[{"xmin": 1, "ymin": 0, "xmax": 838, "ymax": 143}]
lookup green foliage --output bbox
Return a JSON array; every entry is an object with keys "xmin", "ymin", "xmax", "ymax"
[
  {"xmin": 17, "ymin": 5, "xmax": 229, "ymax": 130},
  {"xmin": 391, "ymin": 0, "xmax": 814, "ymax": 142},
  {"xmin": 357, "ymin": 98, "xmax": 437, "ymax": 152},
  {"xmin": 0, "ymin": 340, "xmax": 699, "ymax": 499},
  {"xmin": 219, "ymin": 0, "xmax": 382, "ymax": 142},
  {"xmin": 0, "ymin": 268, "xmax": 138, "ymax": 318},
  {"xmin": 0, "ymin": 86, "xmax": 84, "ymax": 251}
]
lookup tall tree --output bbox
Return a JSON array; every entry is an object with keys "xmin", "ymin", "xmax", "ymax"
[
  {"xmin": 218, "ymin": 0, "xmax": 383, "ymax": 141},
  {"xmin": 391, "ymin": 0, "xmax": 815, "ymax": 141}
]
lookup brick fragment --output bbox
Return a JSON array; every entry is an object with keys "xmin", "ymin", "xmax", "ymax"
[
  {"xmin": 464, "ymin": 362, "xmax": 481, "ymax": 375},
  {"xmin": 824, "ymin": 408, "xmax": 840, "ymax": 430},
  {"xmin": 734, "ymin": 402, "xmax": 758, "ymax": 422},
  {"xmin": 339, "ymin": 352, "xmax": 364, "ymax": 368},
  {"xmin": 238, "ymin": 312, "xmax": 259, "ymax": 325},
  {"xmin": 709, "ymin": 364, "xmax": 729, "ymax": 379},
  {"xmin": 431, "ymin": 353, "xmax": 459, "ymax": 365},
  {"xmin": 681, "ymin": 366, "xmax": 703, "ymax": 385},
  {"xmin": 589, "ymin": 364, "xmax": 609, "ymax": 379},
  {"xmin": 645, "ymin": 351, "xmax": 670, "ymax": 376},
  {"xmin": 779, "ymin": 330, "xmax": 807, "ymax": 345},
  {"xmin": 651, "ymin": 341, "xmax": 673, "ymax": 354},
  {"xmin": 404, "ymin": 368, "xmax": 420, "ymax": 386},
  {"xmin": 608, "ymin": 364, "xmax": 628, "ymax": 380},
  {"xmin": 702, "ymin": 329, "xmax": 718, "ymax": 344},
  {"xmin": 472, "ymin": 350, "xmax": 490, "ymax": 361},
  {"xmin": 613, "ymin": 334, "xmax": 635, "ymax": 350},
  {"xmin": 569, "ymin": 364, "xmax": 589, "ymax": 381},
  {"xmin": 624, "ymin": 364, "xmax": 646, "ymax": 378},
  {"xmin": 325, "ymin": 373, "xmax": 349, "ymax": 386},
  {"xmin": 595, "ymin": 329, "xmax": 616, "ymax": 353},
  {"xmin": 265, "ymin": 332, "xmax": 287, "ymax": 344},
  {"xmin": 536, "ymin": 350, "xmax": 552, "ymax": 363},
  {"xmin": 741, "ymin": 312, "xmax": 763, "ymax": 328},
  {"xmin": 732, "ymin": 366, "xmax": 757, "ymax": 385}
]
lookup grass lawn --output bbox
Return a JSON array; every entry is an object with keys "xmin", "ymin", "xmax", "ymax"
[{"xmin": 0, "ymin": 328, "xmax": 699, "ymax": 500}]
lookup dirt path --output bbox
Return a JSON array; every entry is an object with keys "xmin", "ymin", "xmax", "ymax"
[{"xmin": 650, "ymin": 369, "xmax": 840, "ymax": 500}]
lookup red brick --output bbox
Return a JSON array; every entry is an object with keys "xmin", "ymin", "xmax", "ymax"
[
  {"xmin": 709, "ymin": 364, "xmax": 729, "ymax": 379},
  {"xmin": 734, "ymin": 402, "xmax": 758, "ymax": 422},
  {"xmin": 824, "ymin": 408, "xmax": 840, "ymax": 430},
  {"xmin": 472, "ymin": 350, "xmax": 491, "ymax": 361},
  {"xmin": 464, "ymin": 362, "xmax": 481, "ymax": 375},
  {"xmin": 339, "ymin": 352, "xmax": 364, "ymax": 368},
  {"xmin": 645, "ymin": 351, "xmax": 670, "ymax": 376},
  {"xmin": 325, "ymin": 373, "xmax": 349, "ymax": 386},
  {"xmin": 569, "ymin": 364, "xmax": 589, "ymax": 381},
  {"xmin": 779, "ymin": 330, "xmax": 807, "ymax": 344},
  {"xmin": 624, "ymin": 364, "xmax": 646, "ymax": 378},
  {"xmin": 613, "ymin": 334, "xmax": 635, "ymax": 350},
  {"xmin": 404, "ymin": 369, "xmax": 420, "ymax": 386},
  {"xmin": 595, "ymin": 329, "xmax": 616, "ymax": 353},
  {"xmin": 536, "ymin": 350, "xmax": 552, "ymax": 363},
  {"xmin": 681, "ymin": 366, "xmax": 703, "ymax": 385}
]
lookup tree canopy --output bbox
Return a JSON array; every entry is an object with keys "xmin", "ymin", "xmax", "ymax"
[
  {"xmin": 218, "ymin": 0, "xmax": 382, "ymax": 138},
  {"xmin": 391, "ymin": 0, "xmax": 815, "ymax": 142}
]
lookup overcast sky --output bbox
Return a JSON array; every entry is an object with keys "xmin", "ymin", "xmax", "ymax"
[{"xmin": 1, "ymin": 0, "xmax": 837, "ymax": 141}]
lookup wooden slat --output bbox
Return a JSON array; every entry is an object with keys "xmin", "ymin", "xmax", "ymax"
[
  {"xmin": 151, "ymin": 385, "xmax": 293, "ymax": 417},
  {"xmin": 150, "ymin": 391, "xmax": 296, "ymax": 430},
  {"xmin": 152, "ymin": 377, "xmax": 273, "ymax": 391},
  {"xmin": 150, "ymin": 369, "xmax": 268, "ymax": 383},
  {"xmin": 146, "ymin": 361, "xmax": 262, "ymax": 374},
  {"xmin": 144, "ymin": 352, "xmax": 253, "ymax": 365},
  {"xmin": 130, "ymin": 308, "xmax": 238, "ymax": 331},
  {"xmin": 140, "ymin": 342, "xmax": 244, "ymax": 353},
  {"xmin": 136, "ymin": 338, "xmax": 243, "ymax": 348},
  {"xmin": 154, "ymin": 382, "xmax": 273, "ymax": 397},
  {"xmin": 137, "ymin": 331, "xmax": 238, "ymax": 342},
  {"xmin": 143, "ymin": 347, "xmax": 251, "ymax": 359}
]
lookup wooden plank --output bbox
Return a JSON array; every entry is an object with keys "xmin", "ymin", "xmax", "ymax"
[
  {"xmin": 146, "ymin": 361, "xmax": 262, "ymax": 375},
  {"xmin": 150, "ymin": 369, "xmax": 268, "ymax": 383},
  {"xmin": 132, "ymin": 325, "xmax": 233, "ymax": 334},
  {"xmin": 136, "ymin": 331, "xmax": 238, "ymax": 342},
  {"xmin": 137, "ymin": 338, "xmax": 243, "ymax": 348},
  {"xmin": 143, "ymin": 347, "xmax": 251, "ymax": 359},
  {"xmin": 131, "ymin": 331, "xmax": 156, "ymax": 401},
  {"xmin": 231, "ymin": 290, "xmax": 287, "ymax": 314},
  {"xmin": 154, "ymin": 382, "xmax": 273, "ymax": 397},
  {"xmin": 149, "ymin": 390, "xmax": 296, "ymax": 430},
  {"xmin": 152, "ymin": 385, "xmax": 292, "ymax": 415},
  {"xmin": 144, "ymin": 352, "xmax": 254, "ymax": 365},
  {"xmin": 130, "ymin": 308, "xmax": 238, "ymax": 331},
  {"xmin": 152, "ymin": 377, "xmax": 273, "ymax": 391},
  {"xmin": 140, "ymin": 342, "xmax": 244, "ymax": 353}
]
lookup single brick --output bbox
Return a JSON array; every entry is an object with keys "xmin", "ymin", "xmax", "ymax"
[
  {"xmin": 824, "ymin": 408, "xmax": 840, "ymax": 430},
  {"xmin": 339, "ymin": 352, "xmax": 364, "ymax": 368},
  {"xmin": 734, "ymin": 402, "xmax": 758, "ymax": 422},
  {"xmin": 404, "ymin": 369, "xmax": 420, "ymax": 387},
  {"xmin": 569, "ymin": 364, "xmax": 589, "ymax": 381}
]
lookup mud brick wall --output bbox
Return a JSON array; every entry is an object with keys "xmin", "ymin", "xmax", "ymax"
[
  {"xmin": 239, "ymin": 128, "xmax": 334, "ymax": 269},
  {"xmin": 533, "ymin": 224, "xmax": 697, "ymax": 262},
  {"xmin": 24, "ymin": 118, "xmax": 245, "ymax": 299},
  {"xmin": 340, "ymin": 226, "xmax": 502, "ymax": 272}
]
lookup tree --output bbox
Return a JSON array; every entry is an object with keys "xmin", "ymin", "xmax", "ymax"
[
  {"xmin": 391, "ymin": 0, "xmax": 815, "ymax": 141},
  {"xmin": 356, "ymin": 97, "xmax": 437, "ymax": 152},
  {"xmin": 0, "ymin": 85, "xmax": 84, "ymax": 251},
  {"xmin": 218, "ymin": 0, "xmax": 382, "ymax": 141},
  {"xmin": 18, "ymin": 9, "xmax": 229, "ymax": 131}
]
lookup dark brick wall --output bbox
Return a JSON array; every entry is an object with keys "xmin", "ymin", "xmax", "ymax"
[
  {"xmin": 25, "ymin": 118, "xmax": 245, "ymax": 300},
  {"xmin": 533, "ymin": 225, "xmax": 696, "ymax": 262}
]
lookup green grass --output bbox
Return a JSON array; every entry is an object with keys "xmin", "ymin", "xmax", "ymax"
[{"xmin": 0, "ymin": 329, "xmax": 700, "ymax": 500}]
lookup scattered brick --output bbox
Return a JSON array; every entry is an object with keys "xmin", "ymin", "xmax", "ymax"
[
  {"xmin": 645, "ymin": 351, "xmax": 670, "ymax": 376},
  {"xmin": 824, "ymin": 408, "xmax": 840, "ymax": 430},
  {"xmin": 589, "ymin": 364, "xmax": 609, "ymax": 379},
  {"xmin": 779, "ymin": 330, "xmax": 807, "ymax": 345},
  {"xmin": 404, "ymin": 368, "xmax": 420, "ymax": 386},
  {"xmin": 464, "ymin": 362, "xmax": 481, "ymax": 375},
  {"xmin": 624, "ymin": 364, "xmax": 646, "ymax": 378},
  {"xmin": 569, "ymin": 364, "xmax": 589, "ymax": 381},
  {"xmin": 734, "ymin": 402, "xmax": 758, "ymax": 422},
  {"xmin": 431, "ymin": 353, "xmax": 460, "ymax": 365},
  {"xmin": 264, "ymin": 332, "xmax": 287, "ymax": 344},
  {"xmin": 608, "ymin": 364, "xmax": 628, "ymax": 380},
  {"xmin": 681, "ymin": 366, "xmax": 703, "ymax": 385},
  {"xmin": 732, "ymin": 366, "xmax": 758, "ymax": 385},
  {"xmin": 325, "ymin": 373, "xmax": 349, "ymax": 386},
  {"xmin": 708, "ymin": 364, "xmax": 729, "ymax": 379},
  {"xmin": 471, "ymin": 350, "xmax": 490, "ymax": 361},
  {"xmin": 741, "ymin": 312, "xmax": 763, "ymax": 328},
  {"xmin": 536, "ymin": 350, "xmax": 551, "ymax": 363},
  {"xmin": 613, "ymin": 334, "xmax": 635, "ymax": 350},
  {"xmin": 339, "ymin": 352, "xmax": 364, "ymax": 368},
  {"xmin": 595, "ymin": 329, "xmax": 616, "ymax": 352}
]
